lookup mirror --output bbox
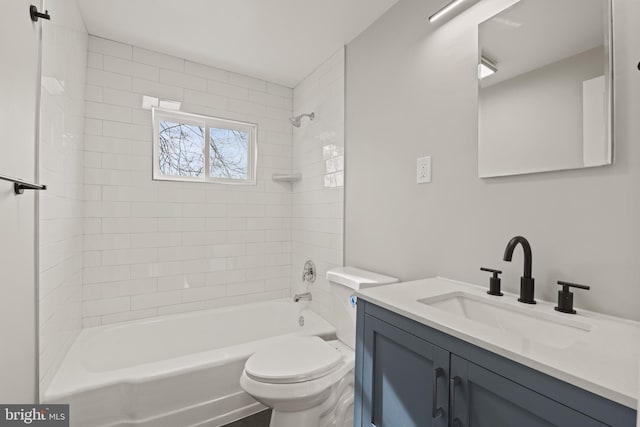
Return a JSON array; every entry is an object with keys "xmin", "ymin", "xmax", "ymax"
[{"xmin": 478, "ymin": 0, "xmax": 613, "ymax": 178}]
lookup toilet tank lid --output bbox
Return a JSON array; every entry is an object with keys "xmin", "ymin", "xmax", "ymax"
[{"xmin": 326, "ymin": 267, "xmax": 398, "ymax": 290}]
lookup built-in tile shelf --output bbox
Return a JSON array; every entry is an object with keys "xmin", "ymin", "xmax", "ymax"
[{"xmin": 272, "ymin": 173, "xmax": 301, "ymax": 183}]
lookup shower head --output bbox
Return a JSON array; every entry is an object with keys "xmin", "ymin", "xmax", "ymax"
[
  {"xmin": 289, "ymin": 116, "xmax": 301, "ymax": 127},
  {"xmin": 289, "ymin": 112, "xmax": 315, "ymax": 127}
]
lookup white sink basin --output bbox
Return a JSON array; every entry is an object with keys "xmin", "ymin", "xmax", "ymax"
[{"xmin": 418, "ymin": 291, "xmax": 591, "ymax": 349}]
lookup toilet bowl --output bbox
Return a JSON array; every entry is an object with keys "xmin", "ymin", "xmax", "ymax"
[
  {"xmin": 240, "ymin": 267, "xmax": 398, "ymax": 427},
  {"xmin": 240, "ymin": 338, "xmax": 355, "ymax": 427}
]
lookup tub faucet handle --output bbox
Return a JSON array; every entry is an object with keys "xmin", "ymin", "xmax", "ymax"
[{"xmin": 302, "ymin": 260, "xmax": 316, "ymax": 283}]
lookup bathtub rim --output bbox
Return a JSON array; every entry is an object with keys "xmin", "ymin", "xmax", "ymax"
[{"xmin": 44, "ymin": 299, "xmax": 336, "ymax": 402}]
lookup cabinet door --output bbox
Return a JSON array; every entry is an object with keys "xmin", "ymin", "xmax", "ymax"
[
  {"xmin": 450, "ymin": 355, "xmax": 607, "ymax": 427},
  {"xmin": 361, "ymin": 314, "xmax": 449, "ymax": 427}
]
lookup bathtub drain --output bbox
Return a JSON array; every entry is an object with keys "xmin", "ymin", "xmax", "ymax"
[{"xmin": 298, "ymin": 316, "xmax": 305, "ymax": 327}]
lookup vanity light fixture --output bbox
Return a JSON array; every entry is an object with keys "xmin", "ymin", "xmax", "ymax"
[
  {"xmin": 429, "ymin": 0, "xmax": 467, "ymax": 22},
  {"xmin": 478, "ymin": 56, "xmax": 498, "ymax": 79}
]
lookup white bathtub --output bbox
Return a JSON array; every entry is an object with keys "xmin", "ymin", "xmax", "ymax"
[{"xmin": 45, "ymin": 300, "xmax": 336, "ymax": 427}]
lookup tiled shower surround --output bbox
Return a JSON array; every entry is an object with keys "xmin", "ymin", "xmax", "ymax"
[
  {"xmin": 80, "ymin": 36, "xmax": 344, "ymax": 326},
  {"xmin": 81, "ymin": 36, "xmax": 294, "ymax": 326}
]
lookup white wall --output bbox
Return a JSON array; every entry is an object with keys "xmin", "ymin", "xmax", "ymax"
[
  {"xmin": 81, "ymin": 36, "xmax": 294, "ymax": 326},
  {"xmin": 38, "ymin": 0, "xmax": 88, "ymax": 397},
  {"xmin": 345, "ymin": 0, "xmax": 640, "ymax": 320},
  {"xmin": 0, "ymin": 0, "xmax": 41, "ymax": 404},
  {"xmin": 291, "ymin": 48, "xmax": 345, "ymax": 323}
]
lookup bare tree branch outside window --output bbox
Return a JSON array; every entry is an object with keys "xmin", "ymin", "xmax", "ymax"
[
  {"xmin": 210, "ymin": 128, "xmax": 249, "ymax": 179},
  {"xmin": 158, "ymin": 120, "xmax": 251, "ymax": 181},
  {"xmin": 158, "ymin": 121, "xmax": 204, "ymax": 177}
]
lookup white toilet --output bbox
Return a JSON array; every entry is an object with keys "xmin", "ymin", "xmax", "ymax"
[{"xmin": 240, "ymin": 267, "xmax": 398, "ymax": 427}]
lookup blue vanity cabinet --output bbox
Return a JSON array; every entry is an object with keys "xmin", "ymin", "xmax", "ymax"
[
  {"xmin": 354, "ymin": 300, "xmax": 637, "ymax": 427},
  {"xmin": 449, "ymin": 354, "xmax": 606, "ymax": 427},
  {"xmin": 360, "ymin": 314, "xmax": 450, "ymax": 426}
]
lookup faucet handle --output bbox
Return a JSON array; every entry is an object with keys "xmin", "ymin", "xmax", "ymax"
[
  {"xmin": 557, "ymin": 281, "xmax": 590, "ymax": 291},
  {"xmin": 555, "ymin": 281, "xmax": 590, "ymax": 314},
  {"xmin": 481, "ymin": 267, "xmax": 503, "ymax": 296},
  {"xmin": 302, "ymin": 260, "xmax": 316, "ymax": 283}
]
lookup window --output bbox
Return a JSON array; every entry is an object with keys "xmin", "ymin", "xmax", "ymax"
[{"xmin": 152, "ymin": 109, "xmax": 257, "ymax": 184}]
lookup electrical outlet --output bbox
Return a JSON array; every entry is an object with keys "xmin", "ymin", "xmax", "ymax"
[{"xmin": 417, "ymin": 156, "xmax": 432, "ymax": 184}]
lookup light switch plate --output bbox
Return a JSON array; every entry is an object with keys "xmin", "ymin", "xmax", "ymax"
[{"xmin": 417, "ymin": 156, "xmax": 432, "ymax": 184}]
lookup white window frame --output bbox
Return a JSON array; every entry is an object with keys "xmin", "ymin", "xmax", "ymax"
[{"xmin": 152, "ymin": 108, "xmax": 257, "ymax": 185}]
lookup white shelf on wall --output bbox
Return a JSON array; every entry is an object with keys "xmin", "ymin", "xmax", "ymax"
[{"xmin": 272, "ymin": 173, "xmax": 302, "ymax": 183}]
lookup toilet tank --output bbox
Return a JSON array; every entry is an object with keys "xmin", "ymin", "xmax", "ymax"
[{"xmin": 326, "ymin": 267, "xmax": 398, "ymax": 349}]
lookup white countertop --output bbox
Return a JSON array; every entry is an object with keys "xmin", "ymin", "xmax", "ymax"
[{"xmin": 356, "ymin": 277, "xmax": 640, "ymax": 409}]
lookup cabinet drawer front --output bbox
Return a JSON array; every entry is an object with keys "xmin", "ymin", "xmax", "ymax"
[
  {"xmin": 362, "ymin": 314, "xmax": 449, "ymax": 427},
  {"xmin": 451, "ymin": 355, "xmax": 607, "ymax": 427}
]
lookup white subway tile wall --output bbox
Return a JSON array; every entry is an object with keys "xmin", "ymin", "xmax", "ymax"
[
  {"xmin": 82, "ymin": 36, "xmax": 294, "ymax": 326},
  {"xmin": 38, "ymin": 0, "xmax": 88, "ymax": 397},
  {"xmin": 291, "ymin": 48, "xmax": 345, "ymax": 323}
]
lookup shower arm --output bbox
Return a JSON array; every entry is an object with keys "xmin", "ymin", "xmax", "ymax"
[{"xmin": 289, "ymin": 112, "xmax": 315, "ymax": 127}]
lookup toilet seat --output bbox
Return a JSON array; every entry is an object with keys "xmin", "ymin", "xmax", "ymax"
[
  {"xmin": 240, "ymin": 339, "xmax": 356, "ymax": 419},
  {"xmin": 245, "ymin": 336, "xmax": 343, "ymax": 384}
]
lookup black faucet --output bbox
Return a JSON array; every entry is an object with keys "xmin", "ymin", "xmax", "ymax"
[{"xmin": 503, "ymin": 236, "xmax": 536, "ymax": 304}]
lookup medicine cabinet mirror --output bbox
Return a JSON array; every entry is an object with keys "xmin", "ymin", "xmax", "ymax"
[{"xmin": 478, "ymin": 0, "xmax": 613, "ymax": 178}]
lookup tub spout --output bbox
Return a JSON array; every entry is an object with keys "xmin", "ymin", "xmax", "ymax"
[{"xmin": 293, "ymin": 292, "xmax": 312, "ymax": 302}]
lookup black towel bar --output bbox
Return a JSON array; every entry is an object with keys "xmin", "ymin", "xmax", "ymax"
[{"xmin": 0, "ymin": 174, "xmax": 47, "ymax": 195}]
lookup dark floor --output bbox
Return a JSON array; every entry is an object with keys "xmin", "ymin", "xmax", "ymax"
[{"xmin": 222, "ymin": 409, "xmax": 272, "ymax": 427}]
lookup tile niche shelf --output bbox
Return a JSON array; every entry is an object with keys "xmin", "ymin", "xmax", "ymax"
[{"xmin": 271, "ymin": 173, "xmax": 301, "ymax": 183}]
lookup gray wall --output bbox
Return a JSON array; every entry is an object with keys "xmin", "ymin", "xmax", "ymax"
[{"xmin": 345, "ymin": 0, "xmax": 640, "ymax": 320}]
